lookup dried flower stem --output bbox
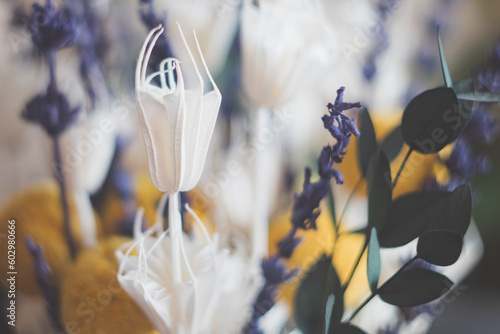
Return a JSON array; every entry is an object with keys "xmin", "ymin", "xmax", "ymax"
[
  {"xmin": 48, "ymin": 49, "xmax": 76, "ymax": 260},
  {"xmin": 53, "ymin": 137, "xmax": 76, "ymax": 260},
  {"xmin": 47, "ymin": 51, "xmax": 57, "ymax": 96}
]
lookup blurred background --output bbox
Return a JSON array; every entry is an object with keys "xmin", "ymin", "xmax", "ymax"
[{"xmin": 0, "ymin": 0, "xmax": 499, "ymax": 333}]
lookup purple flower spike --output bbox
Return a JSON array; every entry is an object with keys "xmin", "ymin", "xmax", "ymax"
[
  {"xmin": 30, "ymin": 1, "xmax": 78, "ymax": 51},
  {"xmin": 22, "ymin": 91, "xmax": 79, "ymax": 137}
]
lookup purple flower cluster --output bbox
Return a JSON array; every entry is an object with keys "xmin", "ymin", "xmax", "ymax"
[
  {"xmin": 30, "ymin": 0, "xmax": 77, "ymax": 51},
  {"xmin": 22, "ymin": 90, "xmax": 79, "ymax": 137},
  {"xmin": 320, "ymin": 87, "xmax": 361, "ymax": 184},
  {"xmin": 475, "ymin": 41, "xmax": 500, "ymax": 93},
  {"xmin": 246, "ymin": 87, "xmax": 361, "ymax": 333},
  {"xmin": 22, "ymin": 0, "xmax": 81, "ymax": 137},
  {"xmin": 362, "ymin": 0, "xmax": 400, "ymax": 81}
]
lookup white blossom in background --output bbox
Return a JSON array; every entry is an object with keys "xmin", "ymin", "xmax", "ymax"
[
  {"xmin": 135, "ymin": 24, "xmax": 222, "ymax": 194},
  {"xmin": 156, "ymin": 0, "xmax": 240, "ymax": 78},
  {"xmin": 240, "ymin": 0, "xmax": 330, "ymax": 109},
  {"xmin": 116, "ymin": 206, "xmax": 263, "ymax": 334}
]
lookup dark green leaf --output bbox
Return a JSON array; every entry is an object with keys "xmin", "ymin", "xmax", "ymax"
[
  {"xmin": 401, "ymin": 87, "xmax": 462, "ymax": 154},
  {"xmin": 381, "ymin": 125, "xmax": 404, "ymax": 161},
  {"xmin": 366, "ymin": 151, "xmax": 392, "ymax": 230},
  {"xmin": 379, "ymin": 268, "xmax": 453, "ymax": 307},
  {"xmin": 357, "ymin": 108, "xmax": 378, "ymax": 176},
  {"xmin": 367, "ymin": 228, "xmax": 381, "ymax": 292},
  {"xmin": 423, "ymin": 183, "xmax": 472, "ymax": 236},
  {"xmin": 328, "ymin": 323, "xmax": 367, "ymax": 334},
  {"xmin": 378, "ymin": 191, "xmax": 449, "ymax": 248},
  {"xmin": 416, "ymin": 184, "xmax": 472, "ymax": 266},
  {"xmin": 295, "ymin": 255, "xmax": 344, "ymax": 334},
  {"xmin": 453, "ymin": 78, "xmax": 500, "ymax": 102},
  {"xmin": 437, "ymin": 27, "xmax": 452, "ymax": 88},
  {"xmin": 417, "ymin": 230, "xmax": 463, "ymax": 266}
]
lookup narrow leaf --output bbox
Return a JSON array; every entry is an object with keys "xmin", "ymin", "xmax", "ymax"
[
  {"xmin": 401, "ymin": 87, "xmax": 462, "ymax": 154},
  {"xmin": 357, "ymin": 108, "xmax": 378, "ymax": 176},
  {"xmin": 381, "ymin": 125, "xmax": 404, "ymax": 161},
  {"xmin": 366, "ymin": 150, "xmax": 392, "ymax": 230},
  {"xmin": 453, "ymin": 78, "xmax": 500, "ymax": 102},
  {"xmin": 324, "ymin": 294, "xmax": 335, "ymax": 334},
  {"xmin": 379, "ymin": 268, "xmax": 453, "ymax": 307},
  {"xmin": 417, "ymin": 230, "xmax": 463, "ymax": 266},
  {"xmin": 295, "ymin": 256, "xmax": 344, "ymax": 334},
  {"xmin": 367, "ymin": 228, "xmax": 381, "ymax": 292},
  {"xmin": 378, "ymin": 191, "xmax": 449, "ymax": 248},
  {"xmin": 437, "ymin": 27, "xmax": 452, "ymax": 88}
]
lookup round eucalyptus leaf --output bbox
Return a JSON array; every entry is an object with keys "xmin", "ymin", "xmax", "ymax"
[
  {"xmin": 328, "ymin": 323, "xmax": 367, "ymax": 334},
  {"xmin": 401, "ymin": 87, "xmax": 461, "ymax": 154},
  {"xmin": 378, "ymin": 191, "xmax": 449, "ymax": 248},
  {"xmin": 417, "ymin": 229, "xmax": 463, "ymax": 266},
  {"xmin": 379, "ymin": 268, "xmax": 453, "ymax": 307},
  {"xmin": 381, "ymin": 125, "xmax": 404, "ymax": 161}
]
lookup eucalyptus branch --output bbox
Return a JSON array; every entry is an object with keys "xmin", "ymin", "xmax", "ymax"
[
  {"xmin": 345, "ymin": 255, "xmax": 419, "ymax": 323},
  {"xmin": 392, "ymin": 148, "xmax": 413, "ymax": 189}
]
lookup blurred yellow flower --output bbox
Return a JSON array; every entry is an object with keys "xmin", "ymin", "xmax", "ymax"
[
  {"xmin": 60, "ymin": 236, "xmax": 157, "ymax": 334},
  {"xmin": 0, "ymin": 180, "xmax": 96, "ymax": 296}
]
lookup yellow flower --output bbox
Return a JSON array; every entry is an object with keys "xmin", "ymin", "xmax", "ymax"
[
  {"xmin": 60, "ymin": 236, "xmax": 157, "ymax": 334},
  {"xmin": 98, "ymin": 173, "xmax": 212, "ymax": 236},
  {"xmin": 0, "ymin": 180, "xmax": 95, "ymax": 296},
  {"xmin": 268, "ymin": 210, "xmax": 368, "ymax": 313}
]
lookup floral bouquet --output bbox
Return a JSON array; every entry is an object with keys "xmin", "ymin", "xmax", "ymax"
[{"xmin": 1, "ymin": 0, "xmax": 499, "ymax": 333}]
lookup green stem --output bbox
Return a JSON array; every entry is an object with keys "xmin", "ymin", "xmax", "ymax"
[
  {"xmin": 328, "ymin": 182, "xmax": 337, "ymax": 230},
  {"xmin": 342, "ymin": 237, "xmax": 368, "ymax": 292},
  {"xmin": 346, "ymin": 255, "xmax": 419, "ymax": 323},
  {"xmin": 391, "ymin": 148, "xmax": 413, "ymax": 189}
]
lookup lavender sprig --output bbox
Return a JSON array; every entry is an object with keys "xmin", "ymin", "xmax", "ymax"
[
  {"xmin": 362, "ymin": 0, "xmax": 400, "ymax": 81},
  {"xmin": 26, "ymin": 236, "xmax": 62, "ymax": 331},
  {"xmin": 246, "ymin": 87, "xmax": 360, "ymax": 332},
  {"xmin": 22, "ymin": 0, "xmax": 80, "ymax": 259}
]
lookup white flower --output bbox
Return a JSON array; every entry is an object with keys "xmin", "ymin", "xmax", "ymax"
[
  {"xmin": 116, "ymin": 202, "xmax": 262, "ymax": 334},
  {"xmin": 156, "ymin": 0, "xmax": 240, "ymax": 77},
  {"xmin": 241, "ymin": 0, "xmax": 329, "ymax": 109},
  {"xmin": 135, "ymin": 24, "xmax": 222, "ymax": 194}
]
